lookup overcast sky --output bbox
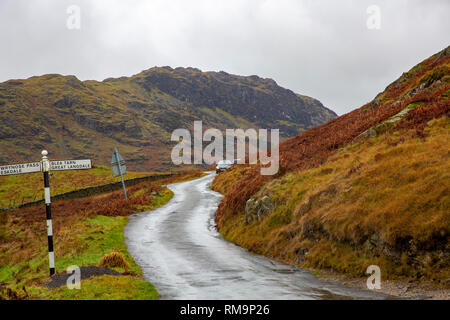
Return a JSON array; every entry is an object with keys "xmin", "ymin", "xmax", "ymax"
[{"xmin": 0, "ymin": 0, "xmax": 448, "ymax": 115}]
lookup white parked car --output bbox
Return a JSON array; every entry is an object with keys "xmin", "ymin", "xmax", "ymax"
[{"xmin": 216, "ymin": 160, "xmax": 233, "ymax": 173}]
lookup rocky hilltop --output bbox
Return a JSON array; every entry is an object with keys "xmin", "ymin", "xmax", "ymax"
[{"xmin": 0, "ymin": 67, "xmax": 335, "ymax": 171}]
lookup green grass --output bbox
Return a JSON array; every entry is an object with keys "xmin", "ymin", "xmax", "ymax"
[
  {"xmin": 26, "ymin": 213, "xmax": 161, "ymax": 300},
  {"xmin": 57, "ymin": 215, "xmax": 142, "ymax": 275},
  {"xmin": 0, "ymin": 213, "xmax": 159, "ymax": 299},
  {"xmin": 0, "ymin": 187, "xmax": 176, "ymax": 300},
  {"xmin": 1, "ymin": 170, "xmax": 206, "ymax": 300},
  {"xmin": 29, "ymin": 276, "xmax": 158, "ymax": 300},
  {"xmin": 135, "ymin": 188, "xmax": 174, "ymax": 212}
]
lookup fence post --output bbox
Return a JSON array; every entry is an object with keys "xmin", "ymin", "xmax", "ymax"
[{"xmin": 42, "ymin": 150, "xmax": 55, "ymax": 276}]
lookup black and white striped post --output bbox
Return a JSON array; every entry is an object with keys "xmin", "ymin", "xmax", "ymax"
[
  {"xmin": 41, "ymin": 150, "xmax": 55, "ymax": 276},
  {"xmin": 0, "ymin": 152, "xmax": 92, "ymax": 276}
]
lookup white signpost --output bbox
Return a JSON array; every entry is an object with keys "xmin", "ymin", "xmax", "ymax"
[
  {"xmin": 0, "ymin": 162, "xmax": 41, "ymax": 176},
  {"xmin": 0, "ymin": 160, "xmax": 92, "ymax": 176},
  {"xmin": 50, "ymin": 159, "xmax": 92, "ymax": 171},
  {"xmin": 0, "ymin": 151, "xmax": 92, "ymax": 276}
]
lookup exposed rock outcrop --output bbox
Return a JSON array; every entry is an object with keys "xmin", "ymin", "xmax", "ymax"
[{"xmin": 245, "ymin": 196, "xmax": 275, "ymax": 224}]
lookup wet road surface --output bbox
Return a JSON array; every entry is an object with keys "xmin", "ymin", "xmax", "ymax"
[{"xmin": 125, "ymin": 173, "xmax": 388, "ymax": 299}]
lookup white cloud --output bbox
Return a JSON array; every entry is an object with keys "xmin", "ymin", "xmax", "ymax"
[{"xmin": 0, "ymin": 0, "xmax": 449, "ymax": 115}]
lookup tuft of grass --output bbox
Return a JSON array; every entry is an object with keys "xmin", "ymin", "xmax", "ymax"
[{"xmin": 98, "ymin": 252, "xmax": 130, "ymax": 271}]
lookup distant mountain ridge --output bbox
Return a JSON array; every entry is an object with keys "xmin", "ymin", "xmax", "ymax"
[{"xmin": 0, "ymin": 67, "xmax": 336, "ymax": 171}]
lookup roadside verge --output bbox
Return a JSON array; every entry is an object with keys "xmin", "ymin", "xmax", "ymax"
[{"xmin": 0, "ymin": 170, "xmax": 205, "ymax": 300}]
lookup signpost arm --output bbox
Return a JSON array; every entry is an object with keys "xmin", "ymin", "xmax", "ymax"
[
  {"xmin": 42, "ymin": 150, "xmax": 55, "ymax": 276},
  {"xmin": 114, "ymin": 148, "xmax": 128, "ymax": 201}
]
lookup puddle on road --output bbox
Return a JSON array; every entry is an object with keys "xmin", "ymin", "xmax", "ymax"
[{"xmin": 272, "ymin": 269, "xmax": 298, "ymax": 274}]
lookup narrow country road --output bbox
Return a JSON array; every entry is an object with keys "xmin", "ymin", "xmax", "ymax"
[{"xmin": 125, "ymin": 173, "xmax": 388, "ymax": 300}]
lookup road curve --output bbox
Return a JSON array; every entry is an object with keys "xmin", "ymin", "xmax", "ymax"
[{"xmin": 125, "ymin": 173, "xmax": 387, "ymax": 300}]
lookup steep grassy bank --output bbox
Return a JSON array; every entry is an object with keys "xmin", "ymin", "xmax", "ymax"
[
  {"xmin": 0, "ymin": 170, "xmax": 204, "ymax": 299},
  {"xmin": 215, "ymin": 47, "xmax": 450, "ymax": 229},
  {"xmin": 213, "ymin": 117, "xmax": 449, "ymax": 284},
  {"xmin": 212, "ymin": 46, "xmax": 450, "ymax": 286}
]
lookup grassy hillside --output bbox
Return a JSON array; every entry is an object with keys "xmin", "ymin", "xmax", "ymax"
[
  {"xmin": 212, "ymin": 46, "xmax": 450, "ymax": 284},
  {"xmin": 0, "ymin": 67, "xmax": 336, "ymax": 171},
  {"xmin": 214, "ymin": 117, "xmax": 449, "ymax": 283},
  {"xmin": 0, "ymin": 165, "xmax": 162, "ymax": 209}
]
